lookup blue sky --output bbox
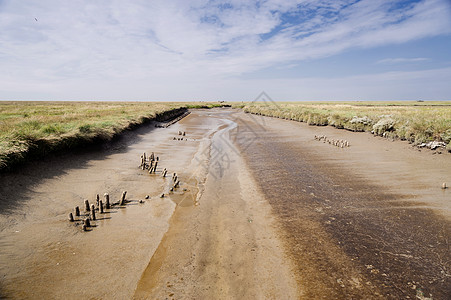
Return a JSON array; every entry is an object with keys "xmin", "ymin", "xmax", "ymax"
[{"xmin": 0, "ymin": 0, "xmax": 450, "ymax": 101}]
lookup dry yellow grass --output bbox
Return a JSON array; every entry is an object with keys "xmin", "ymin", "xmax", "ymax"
[
  {"xmin": 242, "ymin": 101, "xmax": 451, "ymax": 148},
  {"xmin": 0, "ymin": 101, "xmax": 221, "ymax": 170}
]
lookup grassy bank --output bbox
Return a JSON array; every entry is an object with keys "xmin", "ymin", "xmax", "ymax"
[
  {"xmin": 242, "ymin": 101, "xmax": 451, "ymax": 151},
  {"xmin": 0, "ymin": 101, "xmax": 221, "ymax": 171}
]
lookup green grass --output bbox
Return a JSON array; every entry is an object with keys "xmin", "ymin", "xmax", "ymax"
[
  {"xmin": 0, "ymin": 101, "xmax": 222, "ymax": 170},
  {"xmin": 242, "ymin": 101, "xmax": 451, "ymax": 148}
]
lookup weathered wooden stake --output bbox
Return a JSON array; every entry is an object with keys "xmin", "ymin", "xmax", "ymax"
[
  {"xmin": 104, "ymin": 193, "xmax": 110, "ymax": 209},
  {"xmin": 75, "ymin": 206, "xmax": 80, "ymax": 217},
  {"xmin": 85, "ymin": 218, "xmax": 91, "ymax": 227},
  {"xmin": 148, "ymin": 161, "xmax": 154, "ymax": 173},
  {"xmin": 173, "ymin": 175, "xmax": 178, "ymax": 183},
  {"xmin": 96, "ymin": 194, "xmax": 100, "ymax": 207},
  {"xmin": 153, "ymin": 161, "xmax": 158, "ymax": 173},
  {"xmin": 91, "ymin": 204, "xmax": 96, "ymax": 220},
  {"xmin": 85, "ymin": 199, "xmax": 90, "ymax": 211},
  {"xmin": 82, "ymin": 224, "xmax": 87, "ymax": 231},
  {"xmin": 442, "ymin": 182, "xmax": 448, "ymax": 189},
  {"xmin": 150, "ymin": 152, "xmax": 155, "ymax": 161},
  {"xmin": 69, "ymin": 213, "xmax": 74, "ymax": 222},
  {"xmin": 162, "ymin": 168, "xmax": 167, "ymax": 177},
  {"xmin": 120, "ymin": 191, "xmax": 127, "ymax": 205},
  {"xmin": 99, "ymin": 200, "xmax": 104, "ymax": 213}
]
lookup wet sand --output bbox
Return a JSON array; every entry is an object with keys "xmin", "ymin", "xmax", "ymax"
[
  {"xmin": 234, "ymin": 112, "xmax": 451, "ymax": 299},
  {"xmin": 1, "ymin": 108, "xmax": 450, "ymax": 299},
  {"xmin": 134, "ymin": 110, "xmax": 299, "ymax": 299}
]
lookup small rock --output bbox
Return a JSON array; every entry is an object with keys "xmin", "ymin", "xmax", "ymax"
[{"xmin": 145, "ymin": 195, "xmax": 150, "ymax": 199}]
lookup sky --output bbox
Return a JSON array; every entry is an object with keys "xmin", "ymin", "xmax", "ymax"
[{"xmin": 1, "ymin": 0, "xmax": 451, "ymax": 101}]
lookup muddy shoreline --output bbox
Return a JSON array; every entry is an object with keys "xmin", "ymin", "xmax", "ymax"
[
  {"xmin": 0, "ymin": 107, "xmax": 189, "ymax": 173},
  {"xmin": 235, "ymin": 112, "xmax": 451, "ymax": 299}
]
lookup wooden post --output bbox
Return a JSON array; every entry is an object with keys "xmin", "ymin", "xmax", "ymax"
[
  {"xmin": 75, "ymin": 206, "xmax": 80, "ymax": 217},
  {"xmin": 69, "ymin": 213, "xmax": 74, "ymax": 222},
  {"xmin": 99, "ymin": 200, "xmax": 104, "ymax": 213},
  {"xmin": 150, "ymin": 152, "xmax": 155, "ymax": 161},
  {"xmin": 153, "ymin": 161, "xmax": 158, "ymax": 173},
  {"xmin": 82, "ymin": 224, "xmax": 87, "ymax": 231},
  {"xmin": 85, "ymin": 218, "xmax": 91, "ymax": 227},
  {"xmin": 85, "ymin": 199, "xmax": 90, "ymax": 212},
  {"xmin": 104, "ymin": 193, "xmax": 110, "ymax": 209},
  {"xmin": 173, "ymin": 175, "xmax": 178, "ymax": 183},
  {"xmin": 442, "ymin": 182, "xmax": 448, "ymax": 189},
  {"xmin": 91, "ymin": 204, "xmax": 96, "ymax": 220},
  {"xmin": 120, "ymin": 191, "xmax": 127, "ymax": 205},
  {"xmin": 162, "ymin": 168, "xmax": 167, "ymax": 177},
  {"xmin": 96, "ymin": 194, "xmax": 100, "ymax": 207}
]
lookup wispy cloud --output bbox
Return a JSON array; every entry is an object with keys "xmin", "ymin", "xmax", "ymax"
[
  {"xmin": 0, "ymin": 0, "xmax": 450, "ymax": 100},
  {"xmin": 377, "ymin": 57, "xmax": 429, "ymax": 64}
]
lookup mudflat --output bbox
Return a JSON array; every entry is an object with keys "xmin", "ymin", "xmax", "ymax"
[{"xmin": 0, "ymin": 108, "xmax": 449, "ymax": 299}]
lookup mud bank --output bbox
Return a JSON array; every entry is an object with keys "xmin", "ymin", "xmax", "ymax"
[
  {"xmin": 0, "ymin": 111, "xmax": 201, "ymax": 299},
  {"xmin": 0, "ymin": 107, "xmax": 189, "ymax": 173}
]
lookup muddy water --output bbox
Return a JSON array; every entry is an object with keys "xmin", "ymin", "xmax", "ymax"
[
  {"xmin": 235, "ymin": 112, "xmax": 451, "ymax": 299},
  {"xmin": 134, "ymin": 109, "xmax": 299, "ymax": 299},
  {"xmin": 0, "ymin": 112, "xmax": 224, "ymax": 299}
]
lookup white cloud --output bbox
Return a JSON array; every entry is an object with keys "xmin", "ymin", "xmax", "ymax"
[
  {"xmin": 377, "ymin": 57, "xmax": 429, "ymax": 64},
  {"xmin": 0, "ymin": 0, "xmax": 450, "ymax": 100}
]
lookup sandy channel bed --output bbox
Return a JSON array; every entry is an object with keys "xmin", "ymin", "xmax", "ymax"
[
  {"xmin": 0, "ymin": 109, "xmax": 299, "ymax": 299},
  {"xmin": 0, "ymin": 108, "xmax": 450, "ymax": 299}
]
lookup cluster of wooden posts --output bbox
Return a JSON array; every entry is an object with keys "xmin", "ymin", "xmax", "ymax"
[
  {"xmin": 68, "ymin": 191, "xmax": 128, "ymax": 231},
  {"xmin": 315, "ymin": 135, "xmax": 350, "ymax": 148},
  {"xmin": 173, "ymin": 131, "xmax": 186, "ymax": 141},
  {"xmin": 155, "ymin": 111, "xmax": 191, "ymax": 128},
  {"xmin": 139, "ymin": 152, "xmax": 182, "ymax": 198},
  {"xmin": 69, "ymin": 151, "xmax": 184, "ymax": 232},
  {"xmin": 140, "ymin": 152, "xmax": 160, "ymax": 173}
]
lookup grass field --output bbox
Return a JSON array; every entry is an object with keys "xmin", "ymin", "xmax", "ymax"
[
  {"xmin": 241, "ymin": 101, "xmax": 451, "ymax": 149},
  {"xmin": 0, "ymin": 101, "xmax": 221, "ymax": 170},
  {"xmin": 1, "ymin": 100, "xmax": 450, "ymax": 171}
]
